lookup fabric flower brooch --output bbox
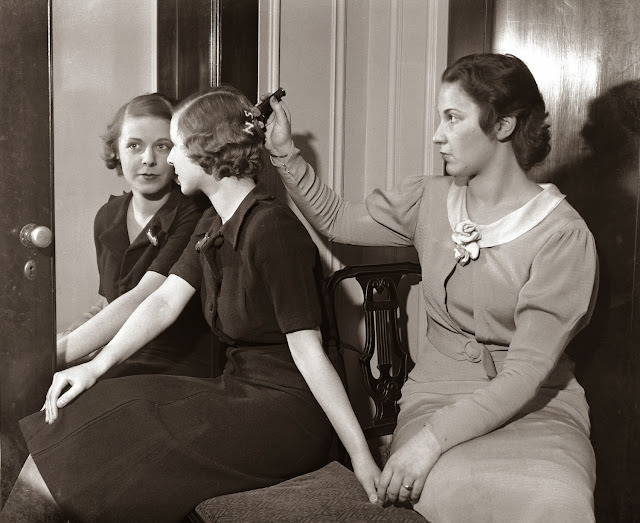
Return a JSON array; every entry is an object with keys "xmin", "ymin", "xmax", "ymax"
[{"xmin": 451, "ymin": 220, "xmax": 481, "ymax": 266}]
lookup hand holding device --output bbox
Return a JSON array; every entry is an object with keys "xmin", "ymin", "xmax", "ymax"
[{"xmin": 254, "ymin": 88, "xmax": 286, "ymax": 124}]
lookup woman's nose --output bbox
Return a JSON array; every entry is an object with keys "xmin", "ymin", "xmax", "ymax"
[
  {"xmin": 142, "ymin": 146, "xmax": 157, "ymax": 166},
  {"xmin": 166, "ymin": 149, "xmax": 174, "ymax": 166},
  {"xmin": 432, "ymin": 122, "xmax": 445, "ymax": 144}
]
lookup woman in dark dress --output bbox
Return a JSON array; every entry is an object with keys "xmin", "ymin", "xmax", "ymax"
[
  {"xmin": 2, "ymin": 86, "xmax": 380, "ymax": 523},
  {"xmin": 57, "ymin": 93, "xmax": 211, "ymax": 378}
]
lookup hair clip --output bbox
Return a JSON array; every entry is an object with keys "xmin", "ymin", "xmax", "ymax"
[{"xmin": 243, "ymin": 110, "xmax": 257, "ymax": 135}]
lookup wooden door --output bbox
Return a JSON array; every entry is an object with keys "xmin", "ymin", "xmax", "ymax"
[
  {"xmin": 157, "ymin": 0, "xmax": 259, "ymax": 102},
  {"xmin": 0, "ymin": 0, "xmax": 55, "ymax": 507},
  {"xmin": 449, "ymin": 1, "xmax": 640, "ymax": 520}
]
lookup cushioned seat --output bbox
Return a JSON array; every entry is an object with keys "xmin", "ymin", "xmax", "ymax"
[{"xmin": 191, "ymin": 461, "xmax": 424, "ymax": 522}]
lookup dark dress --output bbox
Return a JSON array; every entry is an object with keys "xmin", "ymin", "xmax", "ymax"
[
  {"xmin": 20, "ymin": 189, "xmax": 333, "ymax": 522},
  {"xmin": 93, "ymin": 184, "xmax": 212, "ymax": 378}
]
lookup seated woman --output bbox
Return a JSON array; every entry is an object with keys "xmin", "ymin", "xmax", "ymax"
[
  {"xmin": 264, "ymin": 53, "xmax": 598, "ymax": 522},
  {"xmin": 2, "ymin": 85, "xmax": 380, "ymax": 523},
  {"xmin": 56, "ymin": 93, "xmax": 211, "ymax": 378}
]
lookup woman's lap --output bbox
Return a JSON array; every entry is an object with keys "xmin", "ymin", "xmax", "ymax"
[
  {"xmin": 19, "ymin": 359, "xmax": 332, "ymax": 522},
  {"xmin": 393, "ymin": 390, "xmax": 595, "ymax": 523}
]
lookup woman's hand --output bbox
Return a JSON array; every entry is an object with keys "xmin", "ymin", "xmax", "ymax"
[
  {"xmin": 351, "ymin": 453, "xmax": 382, "ymax": 503},
  {"xmin": 43, "ymin": 361, "xmax": 101, "ymax": 424},
  {"xmin": 263, "ymin": 93, "xmax": 294, "ymax": 157},
  {"xmin": 377, "ymin": 428, "xmax": 442, "ymax": 505}
]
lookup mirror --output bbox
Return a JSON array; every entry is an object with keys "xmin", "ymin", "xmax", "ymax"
[
  {"xmin": 53, "ymin": 0, "xmax": 159, "ymax": 331},
  {"xmin": 53, "ymin": 0, "xmax": 259, "ymax": 331}
]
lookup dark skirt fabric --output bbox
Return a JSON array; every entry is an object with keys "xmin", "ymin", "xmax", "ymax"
[
  {"xmin": 19, "ymin": 345, "xmax": 333, "ymax": 523},
  {"xmin": 99, "ymin": 330, "xmax": 215, "ymax": 380}
]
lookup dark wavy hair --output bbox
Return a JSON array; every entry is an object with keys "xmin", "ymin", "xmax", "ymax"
[
  {"xmin": 101, "ymin": 93, "xmax": 174, "ymax": 176},
  {"xmin": 442, "ymin": 53, "xmax": 551, "ymax": 171},
  {"xmin": 172, "ymin": 85, "xmax": 265, "ymax": 180}
]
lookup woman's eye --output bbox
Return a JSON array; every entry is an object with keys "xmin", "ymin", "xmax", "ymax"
[
  {"xmin": 157, "ymin": 143, "xmax": 172, "ymax": 151},
  {"xmin": 126, "ymin": 143, "xmax": 139, "ymax": 150}
]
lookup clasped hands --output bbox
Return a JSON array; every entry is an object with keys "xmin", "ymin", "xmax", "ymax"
[{"xmin": 354, "ymin": 428, "xmax": 442, "ymax": 506}]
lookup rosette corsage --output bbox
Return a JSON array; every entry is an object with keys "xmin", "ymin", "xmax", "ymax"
[{"xmin": 451, "ymin": 220, "xmax": 481, "ymax": 266}]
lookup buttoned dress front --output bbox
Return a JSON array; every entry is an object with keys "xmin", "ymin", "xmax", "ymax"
[
  {"xmin": 277, "ymin": 148, "xmax": 599, "ymax": 523},
  {"xmin": 19, "ymin": 189, "xmax": 333, "ymax": 522}
]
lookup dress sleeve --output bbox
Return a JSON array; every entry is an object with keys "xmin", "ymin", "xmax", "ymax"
[
  {"xmin": 251, "ymin": 208, "xmax": 323, "ymax": 334},
  {"xmin": 169, "ymin": 211, "xmax": 214, "ymax": 290},
  {"xmin": 276, "ymin": 148, "xmax": 423, "ymax": 247},
  {"xmin": 93, "ymin": 205, "xmax": 109, "ymax": 297},
  {"xmin": 146, "ymin": 199, "xmax": 203, "ymax": 276},
  {"xmin": 428, "ymin": 225, "xmax": 599, "ymax": 452}
]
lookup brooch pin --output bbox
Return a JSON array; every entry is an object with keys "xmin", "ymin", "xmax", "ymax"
[
  {"xmin": 146, "ymin": 225, "xmax": 161, "ymax": 247},
  {"xmin": 195, "ymin": 233, "xmax": 210, "ymax": 253},
  {"xmin": 195, "ymin": 232, "xmax": 224, "ymax": 252}
]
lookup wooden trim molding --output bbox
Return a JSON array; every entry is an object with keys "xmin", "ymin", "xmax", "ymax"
[
  {"xmin": 423, "ymin": 0, "xmax": 449, "ymax": 177},
  {"xmin": 329, "ymin": 0, "xmax": 346, "ymax": 196},
  {"xmin": 385, "ymin": 1, "xmax": 401, "ymax": 191}
]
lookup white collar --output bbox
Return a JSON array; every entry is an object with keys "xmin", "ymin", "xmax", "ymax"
[{"xmin": 447, "ymin": 182, "xmax": 566, "ymax": 248}]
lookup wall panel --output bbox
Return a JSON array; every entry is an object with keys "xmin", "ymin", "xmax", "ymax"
[{"xmin": 270, "ymin": 0, "xmax": 449, "ymax": 416}]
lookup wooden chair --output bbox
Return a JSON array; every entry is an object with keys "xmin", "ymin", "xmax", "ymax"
[{"xmin": 186, "ymin": 262, "xmax": 425, "ymax": 522}]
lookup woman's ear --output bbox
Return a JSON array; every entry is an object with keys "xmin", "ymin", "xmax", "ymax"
[{"xmin": 496, "ymin": 116, "xmax": 517, "ymax": 141}]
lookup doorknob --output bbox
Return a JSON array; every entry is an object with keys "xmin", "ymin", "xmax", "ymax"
[{"xmin": 20, "ymin": 223, "xmax": 53, "ymax": 248}]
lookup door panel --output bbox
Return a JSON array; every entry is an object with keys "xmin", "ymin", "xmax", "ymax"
[
  {"xmin": 0, "ymin": 0, "xmax": 55, "ymax": 506},
  {"xmin": 492, "ymin": 4, "xmax": 640, "ymax": 520},
  {"xmin": 157, "ymin": 0, "xmax": 259, "ymax": 102}
]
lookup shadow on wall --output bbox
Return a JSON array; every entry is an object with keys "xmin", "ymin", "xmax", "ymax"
[{"xmin": 548, "ymin": 80, "xmax": 640, "ymax": 522}]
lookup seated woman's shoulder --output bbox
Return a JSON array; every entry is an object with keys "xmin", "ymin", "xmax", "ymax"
[
  {"xmin": 402, "ymin": 173, "xmax": 450, "ymax": 190},
  {"xmin": 178, "ymin": 190, "xmax": 210, "ymax": 213},
  {"xmin": 94, "ymin": 191, "xmax": 130, "ymax": 224}
]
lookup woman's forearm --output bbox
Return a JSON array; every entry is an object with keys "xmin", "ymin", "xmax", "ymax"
[
  {"xmin": 88, "ymin": 287, "xmax": 183, "ymax": 376},
  {"xmin": 273, "ymin": 148, "xmax": 406, "ymax": 247},
  {"xmin": 58, "ymin": 295, "xmax": 108, "ymax": 337},
  {"xmin": 287, "ymin": 329, "xmax": 372, "ymax": 463},
  {"xmin": 57, "ymin": 272, "xmax": 166, "ymax": 367}
]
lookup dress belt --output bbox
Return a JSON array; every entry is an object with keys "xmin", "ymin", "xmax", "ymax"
[{"xmin": 427, "ymin": 321, "xmax": 506, "ymax": 379}]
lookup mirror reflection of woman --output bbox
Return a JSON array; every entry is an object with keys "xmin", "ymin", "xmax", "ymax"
[
  {"xmin": 56, "ymin": 93, "xmax": 211, "ymax": 378},
  {"xmin": 265, "ymin": 53, "xmax": 598, "ymax": 522},
  {"xmin": 2, "ymin": 86, "xmax": 380, "ymax": 523}
]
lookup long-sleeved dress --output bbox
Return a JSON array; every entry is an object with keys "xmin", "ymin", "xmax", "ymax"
[
  {"xmin": 274, "ymin": 148, "xmax": 598, "ymax": 523},
  {"xmin": 20, "ymin": 189, "xmax": 333, "ymax": 522}
]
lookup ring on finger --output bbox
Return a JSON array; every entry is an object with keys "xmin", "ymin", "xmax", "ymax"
[{"xmin": 402, "ymin": 483, "xmax": 413, "ymax": 491}]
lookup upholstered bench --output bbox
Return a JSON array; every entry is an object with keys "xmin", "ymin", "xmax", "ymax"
[
  {"xmin": 186, "ymin": 262, "xmax": 425, "ymax": 523},
  {"xmin": 191, "ymin": 461, "xmax": 423, "ymax": 522}
]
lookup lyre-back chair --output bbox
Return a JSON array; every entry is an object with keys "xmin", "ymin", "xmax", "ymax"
[{"xmin": 188, "ymin": 262, "xmax": 425, "ymax": 522}]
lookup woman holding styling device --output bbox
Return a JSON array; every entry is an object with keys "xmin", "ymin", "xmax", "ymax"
[{"xmin": 265, "ymin": 53, "xmax": 599, "ymax": 522}]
